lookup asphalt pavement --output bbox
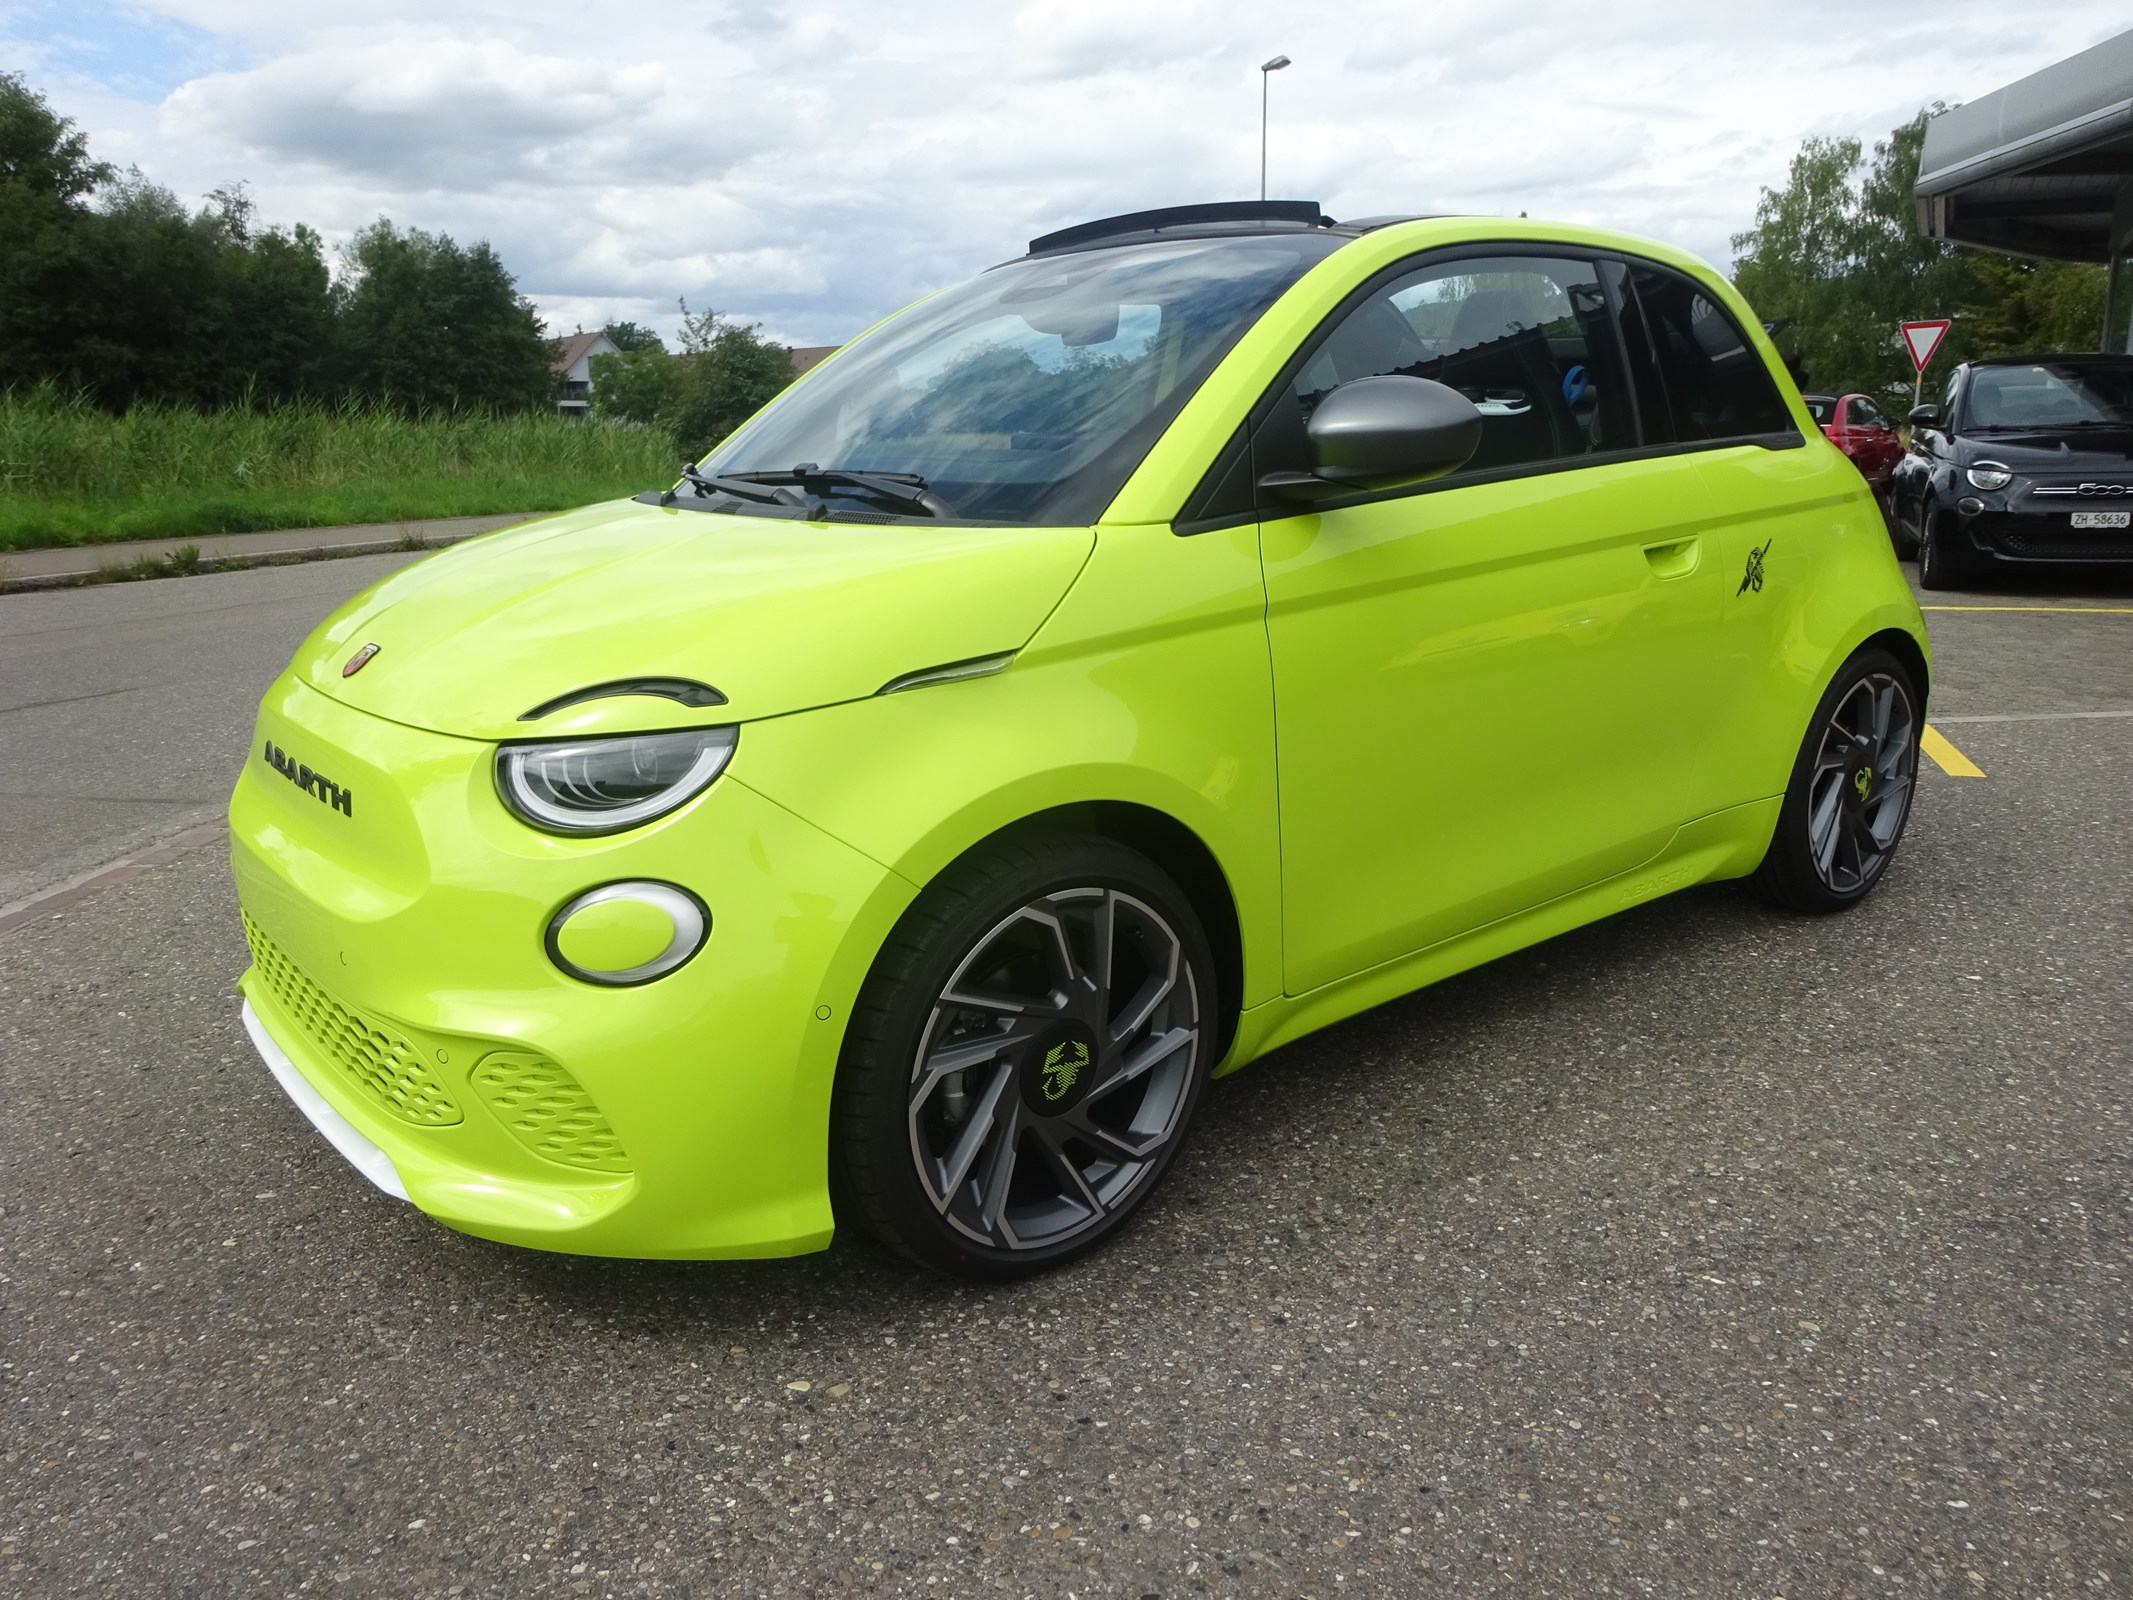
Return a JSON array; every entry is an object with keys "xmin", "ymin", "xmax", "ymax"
[
  {"xmin": 2, "ymin": 554, "xmax": 2129, "ymax": 1598},
  {"xmin": 0, "ymin": 553, "xmax": 425, "ymax": 911}
]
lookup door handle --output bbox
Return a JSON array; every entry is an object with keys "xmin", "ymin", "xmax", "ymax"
[{"xmin": 1642, "ymin": 537, "xmax": 1699, "ymax": 579}]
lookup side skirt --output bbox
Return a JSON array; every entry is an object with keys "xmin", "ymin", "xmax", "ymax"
[{"xmin": 1215, "ymin": 795, "xmax": 1781, "ymax": 1074}]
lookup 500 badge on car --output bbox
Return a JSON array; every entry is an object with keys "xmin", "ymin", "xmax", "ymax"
[{"xmin": 230, "ymin": 202, "xmax": 1930, "ymax": 1278}]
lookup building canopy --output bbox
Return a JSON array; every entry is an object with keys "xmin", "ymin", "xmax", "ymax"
[{"xmin": 1916, "ymin": 29, "xmax": 2133, "ymax": 264}]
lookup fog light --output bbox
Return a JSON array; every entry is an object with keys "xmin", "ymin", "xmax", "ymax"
[
  {"xmin": 546, "ymin": 882, "xmax": 707, "ymax": 986},
  {"xmin": 1956, "ymin": 497, "xmax": 1984, "ymax": 516}
]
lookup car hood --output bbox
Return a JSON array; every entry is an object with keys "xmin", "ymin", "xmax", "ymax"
[
  {"xmin": 292, "ymin": 498, "xmax": 1095, "ymax": 740},
  {"xmin": 1958, "ymin": 429, "xmax": 2133, "ymax": 470}
]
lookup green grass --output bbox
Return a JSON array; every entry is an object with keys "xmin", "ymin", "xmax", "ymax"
[{"xmin": 0, "ymin": 387, "xmax": 676, "ymax": 551}]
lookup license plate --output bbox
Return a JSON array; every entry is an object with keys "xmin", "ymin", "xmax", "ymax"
[{"xmin": 2071, "ymin": 510, "xmax": 2130, "ymax": 530}]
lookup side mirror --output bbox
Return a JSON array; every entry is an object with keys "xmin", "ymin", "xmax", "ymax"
[
  {"xmin": 1261, "ymin": 376, "xmax": 1484, "ymax": 503},
  {"xmin": 1907, "ymin": 404, "xmax": 1940, "ymax": 428}
]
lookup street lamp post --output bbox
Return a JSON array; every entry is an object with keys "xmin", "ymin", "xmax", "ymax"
[{"xmin": 1260, "ymin": 54, "xmax": 1290, "ymax": 202}]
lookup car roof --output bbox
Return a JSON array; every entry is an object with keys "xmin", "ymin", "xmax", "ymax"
[
  {"xmin": 1021, "ymin": 200, "xmax": 1439, "ymax": 259},
  {"xmin": 1010, "ymin": 204, "xmax": 1738, "ymax": 297}
]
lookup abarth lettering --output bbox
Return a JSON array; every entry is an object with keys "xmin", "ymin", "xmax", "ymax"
[{"xmin": 262, "ymin": 740, "xmax": 353, "ymax": 816}]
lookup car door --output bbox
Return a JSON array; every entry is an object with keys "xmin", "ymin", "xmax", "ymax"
[
  {"xmin": 1607, "ymin": 257, "xmax": 1859, "ymax": 810},
  {"xmin": 1256, "ymin": 249, "xmax": 1732, "ymax": 995}
]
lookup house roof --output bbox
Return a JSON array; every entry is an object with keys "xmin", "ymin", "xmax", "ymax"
[
  {"xmin": 1916, "ymin": 28, "xmax": 2133, "ymax": 262},
  {"xmin": 790, "ymin": 345, "xmax": 840, "ymax": 378},
  {"xmin": 549, "ymin": 331, "xmax": 613, "ymax": 374}
]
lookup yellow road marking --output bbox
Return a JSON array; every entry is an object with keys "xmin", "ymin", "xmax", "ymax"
[
  {"xmin": 1921, "ymin": 724, "xmax": 1986, "ymax": 778},
  {"xmin": 1919, "ymin": 605, "xmax": 2133, "ymax": 614}
]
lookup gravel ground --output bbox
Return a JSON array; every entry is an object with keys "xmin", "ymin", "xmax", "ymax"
[{"xmin": 2, "ymin": 571, "xmax": 2130, "ymax": 1598}]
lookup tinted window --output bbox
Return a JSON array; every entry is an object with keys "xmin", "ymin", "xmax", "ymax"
[
  {"xmin": 1803, "ymin": 396, "xmax": 1837, "ymax": 426},
  {"xmin": 1262, "ymin": 254, "xmax": 1634, "ymax": 485},
  {"xmin": 1961, "ymin": 361, "xmax": 2133, "ymax": 429},
  {"xmin": 698, "ymin": 233, "xmax": 1344, "ymax": 524},
  {"xmin": 1621, "ymin": 264, "xmax": 1794, "ymax": 443}
]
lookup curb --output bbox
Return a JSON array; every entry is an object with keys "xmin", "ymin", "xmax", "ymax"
[
  {"xmin": 0, "ymin": 531, "xmax": 483, "ymax": 595},
  {"xmin": 0, "ymin": 821, "xmax": 231, "ymax": 938}
]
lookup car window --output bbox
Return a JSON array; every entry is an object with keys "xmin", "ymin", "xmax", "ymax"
[
  {"xmin": 697, "ymin": 232, "xmax": 1345, "ymax": 524},
  {"xmin": 1269, "ymin": 254, "xmax": 1634, "ymax": 483},
  {"xmin": 1803, "ymin": 396, "xmax": 1837, "ymax": 426},
  {"xmin": 1619, "ymin": 263, "xmax": 1794, "ymax": 444},
  {"xmin": 1961, "ymin": 362, "xmax": 2133, "ymax": 429},
  {"xmin": 1848, "ymin": 398, "xmax": 1889, "ymax": 430}
]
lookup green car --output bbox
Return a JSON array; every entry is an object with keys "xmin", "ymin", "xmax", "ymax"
[{"xmin": 231, "ymin": 202, "xmax": 1930, "ymax": 1278}]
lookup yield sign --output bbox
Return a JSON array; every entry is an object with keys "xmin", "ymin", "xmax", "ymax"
[{"xmin": 1901, "ymin": 320, "xmax": 1951, "ymax": 373}]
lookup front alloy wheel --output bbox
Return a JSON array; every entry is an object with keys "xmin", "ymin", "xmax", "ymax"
[
  {"xmin": 911, "ymin": 887, "xmax": 1198, "ymax": 1252},
  {"xmin": 834, "ymin": 834, "xmax": 1215, "ymax": 1278}
]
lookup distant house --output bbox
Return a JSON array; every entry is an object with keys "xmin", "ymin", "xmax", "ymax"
[
  {"xmin": 550, "ymin": 331, "xmax": 620, "ymax": 418},
  {"xmin": 789, "ymin": 345, "xmax": 840, "ymax": 379}
]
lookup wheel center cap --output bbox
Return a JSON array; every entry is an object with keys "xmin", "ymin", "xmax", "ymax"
[
  {"xmin": 1022, "ymin": 1020, "xmax": 1097, "ymax": 1116},
  {"xmin": 1845, "ymin": 739, "xmax": 1876, "ymax": 807}
]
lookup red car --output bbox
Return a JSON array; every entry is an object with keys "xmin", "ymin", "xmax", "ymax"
[{"xmin": 1802, "ymin": 392, "xmax": 1902, "ymax": 494}]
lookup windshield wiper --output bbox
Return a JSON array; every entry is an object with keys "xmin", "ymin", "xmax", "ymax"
[
  {"xmin": 665, "ymin": 466, "xmax": 807, "ymax": 507},
  {"xmin": 726, "ymin": 465, "xmax": 960, "ymax": 519}
]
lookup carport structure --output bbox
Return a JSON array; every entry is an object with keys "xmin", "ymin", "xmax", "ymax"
[{"xmin": 1915, "ymin": 27, "xmax": 2133, "ymax": 351}]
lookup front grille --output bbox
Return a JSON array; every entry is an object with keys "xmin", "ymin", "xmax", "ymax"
[
  {"xmin": 1980, "ymin": 515, "xmax": 2133, "ymax": 561},
  {"xmin": 468, "ymin": 1053, "xmax": 632, "ymax": 1173},
  {"xmin": 241, "ymin": 912, "xmax": 463, "ymax": 1127}
]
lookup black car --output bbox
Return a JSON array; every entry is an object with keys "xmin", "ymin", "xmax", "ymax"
[{"xmin": 1890, "ymin": 354, "xmax": 2133, "ymax": 589}]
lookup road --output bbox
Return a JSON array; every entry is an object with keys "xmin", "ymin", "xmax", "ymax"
[
  {"xmin": 0, "ymin": 554, "xmax": 425, "ymax": 911},
  {"xmin": 2, "ymin": 552, "xmax": 2129, "ymax": 1597}
]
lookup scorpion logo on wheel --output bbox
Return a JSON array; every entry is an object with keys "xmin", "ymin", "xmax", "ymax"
[{"xmin": 1041, "ymin": 1039, "xmax": 1088, "ymax": 1102}]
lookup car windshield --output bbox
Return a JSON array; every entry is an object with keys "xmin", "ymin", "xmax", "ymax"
[
  {"xmin": 1803, "ymin": 396, "xmax": 1836, "ymax": 425},
  {"xmin": 695, "ymin": 232, "xmax": 1346, "ymax": 524},
  {"xmin": 1964, "ymin": 361, "xmax": 2133, "ymax": 430}
]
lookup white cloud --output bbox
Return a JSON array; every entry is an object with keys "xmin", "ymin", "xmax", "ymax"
[{"xmin": 9, "ymin": 1, "xmax": 2129, "ymax": 347}]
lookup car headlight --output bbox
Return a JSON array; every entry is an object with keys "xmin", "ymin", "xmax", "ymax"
[
  {"xmin": 496, "ymin": 727, "xmax": 737, "ymax": 835},
  {"xmin": 1965, "ymin": 463, "xmax": 2013, "ymax": 491}
]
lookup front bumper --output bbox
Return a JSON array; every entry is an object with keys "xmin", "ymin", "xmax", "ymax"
[
  {"xmin": 1955, "ymin": 503, "xmax": 2133, "ymax": 563},
  {"xmin": 230, "ymin": 673, "xmax": 914, "ymax": 1258}
]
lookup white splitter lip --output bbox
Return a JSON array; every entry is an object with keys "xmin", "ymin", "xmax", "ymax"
[{"xmin": 240, "ymin": 998, "xmax": 409, "ymax": 1202}]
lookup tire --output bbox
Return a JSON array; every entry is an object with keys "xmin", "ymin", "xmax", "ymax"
[
  {"xmin": 1750, "ymin": 647, "xmax": 1921, "ymax": 914},
  {"xmin": 1916, "ymin": 511, "xmax": 1975, "ymax": 591},
  {"xmin": 831, "ymin": 831, "xmax": 1217, "ymax": 1279}
]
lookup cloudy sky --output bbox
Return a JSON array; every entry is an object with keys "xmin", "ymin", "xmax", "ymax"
[{"xmin": 5, "ymin": 2, "xmax": 2128, "ymax": 347}]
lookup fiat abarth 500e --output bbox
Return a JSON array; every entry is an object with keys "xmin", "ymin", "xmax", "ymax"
[{"xmin": 230, "ymin": 201, "xmax": 1931, "ymax": 1279}]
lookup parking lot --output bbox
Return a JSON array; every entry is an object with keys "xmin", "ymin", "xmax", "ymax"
[{"xmin": 2, "ymin": 556, "xmax": 2129, "ymax": 1598}]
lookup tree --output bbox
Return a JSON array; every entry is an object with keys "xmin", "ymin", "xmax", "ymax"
[
  {"xmin": 1733, "ymin": 109, "xmax": 2110, "ymax": 402},
  {"xmin": 337, "ymin": 220, "xmax": 555, "ymax": 412},
  {"xmin": 0, "ymin": 73, "xmax": 109, "ymax": 393},
  {"xmin": 664, "ymin": 301, "xmax": 793, "ymax": 458},
  {"xmin": 1962, "ymin": 255, "xmax": 2108, "ymax": 354},
  {"xmin": 1733, "ymin": 112, "xmax": 1983, "ymax": 401},
  {"xmin": 590, "ymin": 300, "xmax": 792, "ymax": 456},
  {"xmin": 602, "ymin": 320, "xmax": 665, "ymax": 353},
  {"xmin": 587, "ymin": 344, "xmax": 681, "ymax": 428}
]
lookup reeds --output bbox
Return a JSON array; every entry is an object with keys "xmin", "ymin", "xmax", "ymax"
[{"xmin": 0, "ymin": 386, "xmax": 675, "ymax": 549}]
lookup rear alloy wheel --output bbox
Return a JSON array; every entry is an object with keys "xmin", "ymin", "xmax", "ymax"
[
  {"xmin": 1751, "ymin": 648, "xmax": 1920, "ymax": 913},
  {"xmin": 833, "ymin": 834, "xmax": 1214, "ymax": 1278}
]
